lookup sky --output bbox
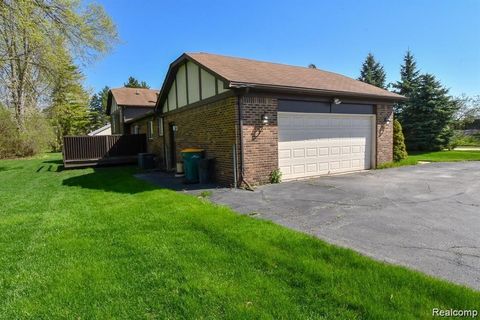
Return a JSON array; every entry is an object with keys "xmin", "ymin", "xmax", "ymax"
[{"xmin": 83, "ymin": 0, "xmax": 480, "ymax": 97}]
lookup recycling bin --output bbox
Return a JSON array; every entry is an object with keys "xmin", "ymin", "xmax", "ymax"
[{"xmin": 181, "ymin": 148, "xmax": 204, "ymax": 183}]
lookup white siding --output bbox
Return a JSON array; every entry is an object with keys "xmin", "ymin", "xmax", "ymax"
[
  {"xmin": 217, "ymin": 79, "xmax": 228, "ymax": 94},
  {"xmin": 176, "ymin": 64, "xmax": 188, "ymax": 108},
  {"xmin": 186, "ymin": 61, "xmax": 200, "ymax": 103},
  {"xmin": 161, "ymin": 61, "xmax": 232, "ymax": 113},
  {"xmin": 201, "ymin": 68, "xmax": 216, "ymax": 99},
  {"xmin": 168, "ymin": 80, "xmax": 177, "ymax": 111}
]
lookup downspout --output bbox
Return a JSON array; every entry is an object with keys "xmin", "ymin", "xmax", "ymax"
[
  {"xmin": 237, "ymin": 94, "xmax": 244, "ymax": 181},
  {"xmin": 236, "ymin": 88, "xmax": 254, "ymax": 190}
]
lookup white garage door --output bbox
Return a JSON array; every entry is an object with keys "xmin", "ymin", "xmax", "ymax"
[{"xmin": 278, "ymin": 112, "xmax": 375, "ymax": 180}]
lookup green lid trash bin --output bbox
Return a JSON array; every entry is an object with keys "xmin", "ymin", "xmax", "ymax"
[{"xmin": 181, "ymin": 148, "xmax": 204, "ymax": 183}]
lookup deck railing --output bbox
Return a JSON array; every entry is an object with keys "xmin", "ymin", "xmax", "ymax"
[{"xmin": 62, "ymin": 134, "xmax": 147, "ymax": 167}]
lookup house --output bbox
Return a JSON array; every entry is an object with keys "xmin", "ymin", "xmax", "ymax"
[
  {"xmin": 87, "ymin": 123, "xmax": 111, "ymax": 136},
  {"xmin": 128, "ymin": 52, "xmax": 405, "ymax": 186},
  {"xmin": 106, "ymin": 87, "xmax": 159, "ymax": 134}
]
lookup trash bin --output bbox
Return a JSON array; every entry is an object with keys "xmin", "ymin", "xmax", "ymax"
[
  {"xmin": 181, "ymin": 148, "xmax": 204, "ymax": 183},
  {"xmin": 138, "ymin": 153, "xmax": 155, "ymax": 169},
  {"xmin": 199, "ymin": 158, "xmax": 215, "ymax": 184}
]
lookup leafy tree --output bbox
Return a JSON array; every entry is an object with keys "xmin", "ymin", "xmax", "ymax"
[
  {"xmin": 402, "ymin": 74, "xmax": 458, "ymax": 150},
  {"xmin": 0, "ymin": 0, "xmax": 118, "ymax": 128},
  {"xmin": 45, "ymin": 61, "xmax": 91, "ymax": 149},
  {"xmin": 358, "ymin": 53, "xmax": 386, "ymax": 88},
  {"xmin": 124, "ymin": 76, "xmax": 150, "ymax": 89},
  {"xmin": 393, "ymin": 50, "xmax": 421, "ymax": 117},
  {"xmin": 393, "ymin": 119, "xmax": 408, "ymax": 162},
  {"xmin": 308, "ymin": 64, "xmax": 317, "ymax": 69},
  {"xmin": 453, "ymin": 94, "xmax": 480, "ymax": 130},
  {"xmin": 89, "ymin": 86, "xmax": 110, "ymax": 129},
  {"xmin": 0, "ymin": 107, "xmax": 18, "ymax": 158}
]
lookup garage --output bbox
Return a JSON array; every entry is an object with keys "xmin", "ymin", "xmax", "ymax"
[
  {"xmin": 278, "ymin": 101, "xmax": 375, "ymax": 180},
  {"xmin": 149, "ymin": 52, "xmax": 402, "ymax": 185}
]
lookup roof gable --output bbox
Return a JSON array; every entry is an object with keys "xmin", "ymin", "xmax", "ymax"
[
  {"xmin": 156, "ymin": 56, "xmax": 230, "ymax": 113},
  {"xmin": 107, "ymin": 87, "xmax": 159, "ymax": 115}
]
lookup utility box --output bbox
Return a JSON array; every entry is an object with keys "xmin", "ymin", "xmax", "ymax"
[
  {"xmin": 199, "ymin": 158, "xmax": 215, "ymax": 184},
  {"xmin": 138, "ymin": 153, "xmax": 155, "ymax": 169}
]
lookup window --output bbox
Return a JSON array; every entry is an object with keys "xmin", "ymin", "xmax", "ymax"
[
  {"xmin": 147, "ymin": 120, "xmax": 153, "ymax": 139},
  {"xmin": 132, "ymin": 125, "xmax": 139, "ymax": 134},
  {"xmin": 158, "ymin": 117, "xmax": 164, "ymax": 136}
]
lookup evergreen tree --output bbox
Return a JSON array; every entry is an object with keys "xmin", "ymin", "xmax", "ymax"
[
  {"xmin": 358, "ymin": 53, "xmax": 386, "ymax": 88},
  {"xmin": 89, "ymin": 86, "xmax": 110, "ymax": 129},
  {"xmin": 393, "ymin": 50, "xmax": 420, "ymax": 96},
  {"xmin": 393, "ymin": 50, "xmax": 420, "ymax": 117},
  {"xmin": 402, "ymin": 74, "xmax": 458, "ymax": 151},
  {"xmin": 124, "ymin": 76, "xmax": 150, "ymax": 88},
  {"xmin": 393, "ymin": 119, "xmax": 408, "ymax": 161}
]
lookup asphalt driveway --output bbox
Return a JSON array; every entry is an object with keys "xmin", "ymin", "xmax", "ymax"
[{"xmin": 207, "ymin": 162, "xmax": 480, "ymax": 290}]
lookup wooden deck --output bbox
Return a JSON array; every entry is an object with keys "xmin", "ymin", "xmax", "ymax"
[{"xmin": 62, "ymin": 134, "xmax": 147, "ymax": 168}]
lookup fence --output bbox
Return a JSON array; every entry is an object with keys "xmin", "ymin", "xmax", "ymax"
[{"xmin": 62, "ymin": 134, "xmax": 147, "ymax": 168}]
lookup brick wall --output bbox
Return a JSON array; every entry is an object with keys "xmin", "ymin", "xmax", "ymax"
[
  {"xmin": 163, "ymin": 97, "xmax": 238, "ymax": 186},
  {"xmin": 376, "ymin": 104, "xmax": 394, "ymax": 165},
  {"xmin": 241, "ymin": 96, "xmax": 278, "ymax": 185}
]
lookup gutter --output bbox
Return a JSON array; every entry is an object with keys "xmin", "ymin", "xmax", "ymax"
[{"xmin": 229, "ymin": 82, "xmax": 407, "ymax": 102}]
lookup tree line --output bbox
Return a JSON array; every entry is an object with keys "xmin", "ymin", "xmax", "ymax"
[
  {"xmin": 356, "ymin": 51, "xmax": 479, "ymax": 157},
  {"xmin": 0, "ymin": 1, "xmax": 155, "ymax": 158},
  {"xmin": 0, "ymin": 0, "xmax": 117, "ymax": 158}
]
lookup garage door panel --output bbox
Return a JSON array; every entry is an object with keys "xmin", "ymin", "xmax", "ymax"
[
  {"xmin": 306, "ymin": 148, "xmax": 317, "ymax": 157},
  {"xmin": 318, "ymin": 162, "xmax": 329, "ymax": 171},
  {"xmin": 278, "ymin": 149, "xmax": 292, "ymax": 159},
  {"xmin": 293, "ymin": 164, "xmax": 305, "ymax": 174},
  {"xmin": 330, "ymin": 147, "xmax": 341, "ymax": 155},
  {"xmin": 293, "ymin": 148, "xmax": 305, "ymax": 158},
  {"xmin": 278, "ymin": 112, "xmax": 373, "ymax": 180},
  {"xmin": 306, "ymin": 163, "xmax": 317, "ymax": 172},
  {"xmin": 318, "ymin": 147, "xmax": 329, "ymax": 156}
]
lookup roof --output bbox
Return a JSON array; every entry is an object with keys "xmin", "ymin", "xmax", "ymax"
[
  {"xmin": 107, "ymin": 87, "xmax": 159, "ymax": 114},
  {"xmin": 87, "ymin": 123, "xmax": 111, "ymax": 136},
  {"xmin": 183, "ymin": 52, "xmax": 404, "ymax": 100},
  {"xmin": 125, "ymin": 111, "xmax": 155, "ymax": 124}
]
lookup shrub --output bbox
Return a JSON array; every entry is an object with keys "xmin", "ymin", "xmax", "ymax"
[
  {"xmin": 0, "ymin": 107, "xmax": 54, "ymax": 159},
  {"xmin": 269, "ymin": 168, "xmax": 282, "ymax": 184},
  {"xmin": 393, "ymin": 119, "xmax": 408, "ymax": 162},
  {"xmin": 449, "ymin": 131, "xmax": 480, "ymax": 148}
]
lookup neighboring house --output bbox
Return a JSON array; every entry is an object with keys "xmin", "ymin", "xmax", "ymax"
[
  {"xmin": 129, "ymin": 52, "xmax": 405, "ymax": 186},
  {"xmin": 106, "ymin": 87, "xmax": 158, "ymax": 134},
  {"xmin": 87, "ymin": 123, "xmax": 111, "ymax": 136}
]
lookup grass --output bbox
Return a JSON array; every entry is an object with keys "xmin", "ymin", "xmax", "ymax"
[
  {"xmin": 0, "ymin": 154, "xmax": 478, "ymax": 319},
  {"xmin": 377, "ymin": 150, "xmax": 480, "ymax": 169}
]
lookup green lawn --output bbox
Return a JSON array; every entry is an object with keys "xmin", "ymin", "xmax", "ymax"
[
  {"xmin": 378, "ymin": 150, "xmax": 480, "ymax": 169},
  {"xmin": 0, "ymin": 154, "xmax": 478, "ymax": 319},
  {"xmin": 410, "ymin": 150, "xmax": 480, "ymax": 162}
]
